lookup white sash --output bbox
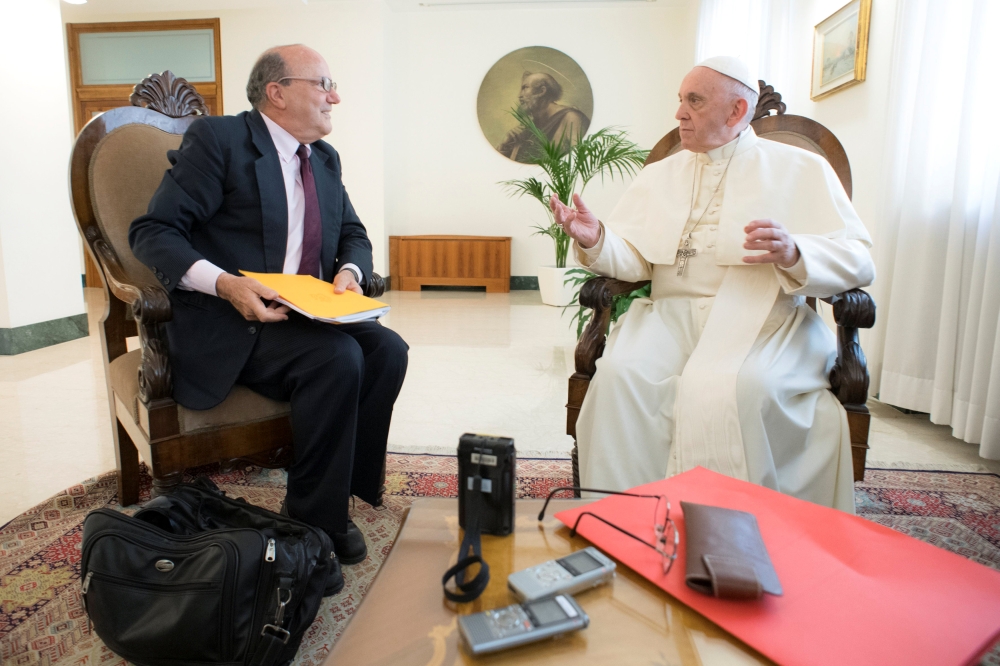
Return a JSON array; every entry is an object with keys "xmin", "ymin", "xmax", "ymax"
[{"xmin": 666, "ymin": 265, "xmax": 780, "ymax": 479}]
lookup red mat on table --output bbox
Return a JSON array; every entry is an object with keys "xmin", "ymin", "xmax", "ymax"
[{"xmin": 556, "ymin": 466, "xmax": 1000, "ymax": 666}]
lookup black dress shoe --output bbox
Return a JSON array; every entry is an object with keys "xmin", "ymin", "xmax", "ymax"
[
  {"xmin": 279, "ymin": 501, "xmax": 368, "ymax": 565},
  {"xmin": 331, "ymin": 519, "xmax": 368, "ymax": 565}
]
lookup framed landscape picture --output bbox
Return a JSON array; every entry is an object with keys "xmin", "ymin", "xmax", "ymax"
[{"xmin": 811, "ymin": 0, "xmax": 872, "ymax": 100}]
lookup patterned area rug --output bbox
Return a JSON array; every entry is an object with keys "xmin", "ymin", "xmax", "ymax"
[
  {"xmin": 0, "ymin": 454, "xmax": 572, "ymax": 666},
  {"xmin": 2, "ymin": 459, "xmax": 999, "ymax": 665},
  {"xmin": 856, "ymin": 468, "xmax": 1000, "ymax": 572}
]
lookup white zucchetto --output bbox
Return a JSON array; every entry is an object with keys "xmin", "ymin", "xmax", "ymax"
[{"xmin": 695, "ymin": 56, "xmax": 759, "ymax": 93}]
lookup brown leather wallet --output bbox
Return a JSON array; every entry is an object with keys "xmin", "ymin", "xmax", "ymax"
[{"xmin": 681, "ymin": 502, "xmax": 782, "ymax": 600}]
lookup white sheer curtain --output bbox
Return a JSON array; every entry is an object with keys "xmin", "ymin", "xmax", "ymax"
[
  {"xmin": 695, "ymin": 0, "xmax": 793, "ymax": 90},
  {"xmin": 872, "ymin": 0, "xmax": 1000, "ymax": 458}
]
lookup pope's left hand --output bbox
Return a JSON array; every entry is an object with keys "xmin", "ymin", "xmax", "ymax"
[
  {"xmin": 742, "ymin": 219, "xmax": 800, "ymax": 268},
  {"xmin": 334, "ymin": 269, "xmax": 363, "ymax": 295}
]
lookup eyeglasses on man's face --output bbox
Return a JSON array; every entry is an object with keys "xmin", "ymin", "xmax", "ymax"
[
  {"xmin": 538, "ymin": 487, "xmax": 680, "ymax": 575},
  {"xmin": 277, "ymin": 76, "xmax": 337, "ymax": 93}
]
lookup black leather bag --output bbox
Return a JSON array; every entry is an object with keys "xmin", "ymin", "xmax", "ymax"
[{"xmin": 81, "ymin": 478, "xmax": 335, "ymax": 666}]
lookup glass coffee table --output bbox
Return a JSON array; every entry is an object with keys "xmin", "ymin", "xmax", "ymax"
[{"xmin": 324, "ymin": 498, "xmax": 770, "ymax": 665}]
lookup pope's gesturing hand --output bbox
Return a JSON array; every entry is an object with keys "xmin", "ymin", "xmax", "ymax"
[
  {"xmin": 550, "ymin": 194, "xmax": 602, "ymax": 250},
  {"xmin": 742, "ymin": 219, "xmax": 801, "ymax": 268}
]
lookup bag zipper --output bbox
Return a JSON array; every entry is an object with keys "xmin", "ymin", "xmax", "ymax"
[
  {"xmin": 81, "ymin": 527, "xmax": 249, "ymax": 572},
  {"xmin": 80, "ymin": 509, "xmax": 264, "ymax": 569},
  {"xmin": 165, "ymin": 490, "xmax": 335, "ymax": 630},
  {"xmin": 176, "ymin": 489, "xmax": 334, "ymax": 660},
  {"xmin": 244, "ymin": 537, "xmax": 277, "ymax": 657},
  {"xmin": 83, "ymin": 568, "xmax": 221, "ymax": 591}
]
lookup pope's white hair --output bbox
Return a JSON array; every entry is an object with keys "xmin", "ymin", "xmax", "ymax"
[{"xmin": 722, "ymin": 76, "xmax": 759, "ymax": 125}]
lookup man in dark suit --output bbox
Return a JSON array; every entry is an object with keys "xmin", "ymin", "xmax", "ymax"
[{"xmin": 129, "ymin": 44, "xmax": 408, "ymax": 593}]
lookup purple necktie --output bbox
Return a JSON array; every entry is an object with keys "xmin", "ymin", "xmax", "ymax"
[{"xmin": 296, "ymin": 144, "xmax": 321, "ymax": 279}]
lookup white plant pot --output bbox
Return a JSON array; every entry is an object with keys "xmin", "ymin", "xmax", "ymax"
[{"xmin": 537, "ymin": 266, "xmax": 578, "ymax": 307}]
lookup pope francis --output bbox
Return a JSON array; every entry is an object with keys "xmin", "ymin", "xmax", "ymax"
[{"xmin": 553, "ymin": 57, "xmax": 874, "ymax": 513}]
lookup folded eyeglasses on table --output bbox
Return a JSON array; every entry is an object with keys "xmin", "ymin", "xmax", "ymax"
[{"xmin": 538, "ymin": 487, "xmax": 680, "ymax": 575}]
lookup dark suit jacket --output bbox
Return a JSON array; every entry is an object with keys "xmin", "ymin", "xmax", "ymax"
[{"xmin": 129, "ymin": 109, "xmax": 373, "ymax": 410}]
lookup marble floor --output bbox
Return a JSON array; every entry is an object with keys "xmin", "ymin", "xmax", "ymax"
[{"xmin": 1, "ymin": 287, "xmax": 998, "ymax": 526}]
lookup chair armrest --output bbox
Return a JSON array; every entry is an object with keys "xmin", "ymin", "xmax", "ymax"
[
  {"xmin": 92, "ymin": 237, "xmax": 173, "ymax": 403},
  {"xmin": 365, "ymin": 272, "xmax": 386, "ymax": 299},
  {"xmin": 827, "ymin": 288, "xmax": 876, "ymax": 328},
  {"xmin": 574, "ymin": 277, "xmax": 651, "ymax": 378},
  {"xmin": 827, "ymin": 288, "xmax": 876, "ymax": 409}
]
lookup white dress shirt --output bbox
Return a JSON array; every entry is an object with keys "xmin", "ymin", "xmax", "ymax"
[{"xmin": 178, "ymin": 112, "xmax": 361, "ymax": 296}]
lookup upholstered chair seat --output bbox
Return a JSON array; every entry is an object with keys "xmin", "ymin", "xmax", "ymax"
[{"xmin": 109, "ymin": 350, "xmax": 291, "ymax": 435}]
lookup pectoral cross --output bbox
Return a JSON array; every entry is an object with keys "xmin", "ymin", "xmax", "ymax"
[{"xmin": 676, "ymin": 235, "xmax": 697, "ymax": 276}]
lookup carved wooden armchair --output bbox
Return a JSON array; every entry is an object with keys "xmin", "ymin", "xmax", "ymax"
[
  {"xmin": 71, "ymin": 72, "xmax": 387, "ymax": 506},
  {"xmin": 566, "ymin": 83, "xmax": 877, "ymax": 490}
]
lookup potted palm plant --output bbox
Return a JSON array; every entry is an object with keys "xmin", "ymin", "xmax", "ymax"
[{"xmin": 500, "ymin": 107, "xmax": 648, "ymax": 306}]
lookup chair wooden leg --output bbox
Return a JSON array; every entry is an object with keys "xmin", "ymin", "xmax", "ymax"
[
  {"xmin": 846, "ymin": 408, "xmax": 871, "ymax": 482},
  {"xmin": 571, "ymin": 441, "xmax": 581, "ymax": 498},
  {"xmin": 567, "ymin": 375, "xmax": 590, "ymax": 499},
  {"xmin": 115, "ymin": 419, "xmax": 141, "ymax": 506},
  {"xmin": 151, "ymin": 470, "xmax": 183, "ymax": 498},
  {"xmin": 851, "ymin": 443, "xmax": 869, "ymax": 483}
]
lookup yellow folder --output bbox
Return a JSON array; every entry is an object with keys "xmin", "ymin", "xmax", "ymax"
[{"xmin": 240, "ymin": 271, "xmax": 390, "ymax": 324}]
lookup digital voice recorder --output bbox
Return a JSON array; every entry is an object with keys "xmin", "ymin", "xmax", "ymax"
[
  {"xmin": 457, "ymin": 594, "xmax": 589, "ymax": 656},
  {"xmin": 507, "ymin": 546, "xmax": 616, "ymax": 602}
]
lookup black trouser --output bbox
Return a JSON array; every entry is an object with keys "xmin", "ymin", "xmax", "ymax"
[{"xmin": 237, "ymin": 313, "xmax": 408, "ymax": 535}]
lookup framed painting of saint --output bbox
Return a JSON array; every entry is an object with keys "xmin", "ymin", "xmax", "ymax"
[{"xmin": 477, "ymin": 46, "xmax": 594, "ymax": 163}]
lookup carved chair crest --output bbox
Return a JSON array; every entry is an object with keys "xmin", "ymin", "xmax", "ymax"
[
  {"xmin": 129, "ymin": 71, "xmax": 208, "ymax": 118},
  {"xmin": 753, "ymin": 80, "xmax": 787, "ymax": 120}
]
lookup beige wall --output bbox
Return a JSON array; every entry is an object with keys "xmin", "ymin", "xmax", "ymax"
[
  {"xmin": 780, "ymin": 0, "xmax": 899, "ymax": 245},
  {"xmin": 384, "ymin": 3, "xmax": 699, "ymax": 274},
  {"xmin": 1, "ymin": 0, "xmax": 85, "ymax": 329},
  {"xmin": 61, "ymin": 0, "xmax": 894, "ymax": 279},
  {"xmin": 61, "ymin": 0, "xmax": 697, "ymax": 277},
  {"xmin": 62, "ymin": 1, "xmax": 388, "ymax": 271}
]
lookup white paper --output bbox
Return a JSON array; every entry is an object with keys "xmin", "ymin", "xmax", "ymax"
[{"xmin": 276, "ymin": 298, "xmax": 390, "ymax": 325}]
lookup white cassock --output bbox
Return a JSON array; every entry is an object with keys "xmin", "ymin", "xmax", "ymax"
[{"xmin": 575, "ymin": 125, "xmax": 874, "ymax": 513}]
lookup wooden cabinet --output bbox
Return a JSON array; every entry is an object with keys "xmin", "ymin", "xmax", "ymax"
[{"xmin": 389, "ymin": 235, "xmax": 511, "ymax": 292}]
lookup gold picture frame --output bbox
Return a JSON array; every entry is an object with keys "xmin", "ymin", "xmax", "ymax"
[{"xmin": 811, "ymin": 0, "xmax": 872, "ymax": 100}]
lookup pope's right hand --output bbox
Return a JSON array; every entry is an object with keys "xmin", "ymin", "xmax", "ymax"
[
  {"xmin": 550, "ymin": 194, "xmax": 601, "ymax": 249},
  {"xmin": 216, "ymin": 273, "xmax": 290, "ymax": 323}
]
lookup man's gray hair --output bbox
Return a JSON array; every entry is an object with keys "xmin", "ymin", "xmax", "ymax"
[
  {"xmin": 524, "ymin": 71, "xmax": 563, "ymax": 103},
  {"xmin": 724, "ymin": 77, "xmax": 759, "ymax": 125},
  {"xmin": 246, "ymin": 49, "xmax": 290, "ymax": 110}
]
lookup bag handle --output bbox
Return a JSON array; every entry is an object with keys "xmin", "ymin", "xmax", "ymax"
[{"xmin": 250, "ymin": 577, "xmax": 295, "ymax": 666}]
